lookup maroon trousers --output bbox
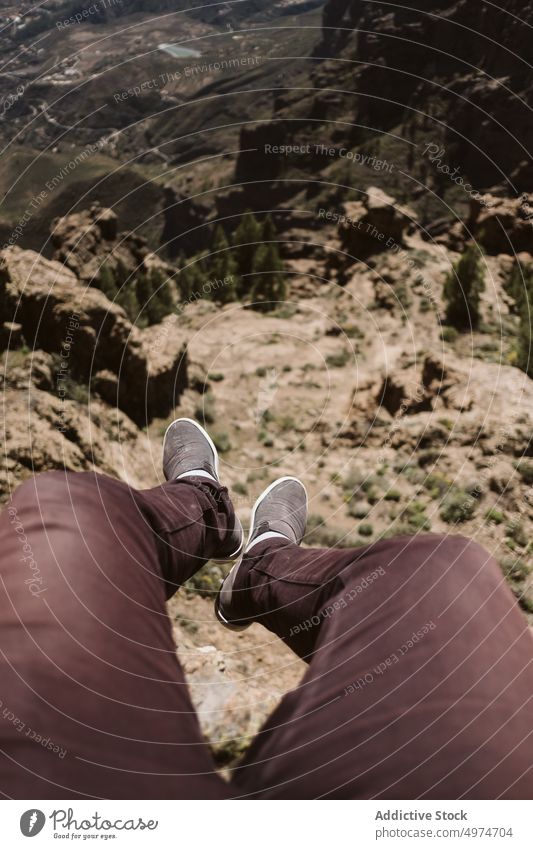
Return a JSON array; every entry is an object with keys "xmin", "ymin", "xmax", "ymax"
[{"xmin": 0, "ymin": 471, "xmax": 531, "ymax": 799}]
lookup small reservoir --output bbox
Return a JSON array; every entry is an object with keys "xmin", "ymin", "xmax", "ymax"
[{"xmin": 158, "ymin": 43, "xmax": 202, "ymax": 59}]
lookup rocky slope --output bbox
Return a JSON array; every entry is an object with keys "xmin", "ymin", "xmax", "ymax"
[{"xmin": 3, "ymin": 192, "xmax": 533, "ymax": 766}]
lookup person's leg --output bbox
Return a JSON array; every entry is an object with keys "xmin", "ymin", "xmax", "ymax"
[
  {"xmin": 229, "ymin": 533, "xmax": 533, "ymax": 799},
  {"xmin": 0, "ymin": 468, "xmax": 234, "ymax": 799}
]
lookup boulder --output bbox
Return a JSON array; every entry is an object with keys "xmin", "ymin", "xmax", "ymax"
[
  {"xmin": 466, "ymin": 195, "xmax": 533, "ymax": 255},
  {"xmin": 1, "ymin": 348, "xmax": 151, "ymax": 504},
  {"xmin": 338, "ymin": 187, "xmax": 417, "ymax": 260}
]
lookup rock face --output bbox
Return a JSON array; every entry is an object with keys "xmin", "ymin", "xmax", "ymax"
[
  {"xmin": 0, "ymin": 245, "xmax": 187, "ymax": 426},
  {"xmin": 338, "ymin": 188, "xmax": 416, "ymax": 259},
  {"xmin": 160, "ymin": 186, "xmax": 212, "ymax": 258},
  {"xmin": 466, "ymin": 196, "xmax": 533, "ymax": 256},
  {"xmin": 51, "ymin": 203, "xmax": 175, "ymax": 292},
  {"xmin": 1, "ymin": 348, "xmax": 153, "ymax": 503},
  {"xmin": 318, "ymin": 0, "xmax": 533, "ymax": 192}
]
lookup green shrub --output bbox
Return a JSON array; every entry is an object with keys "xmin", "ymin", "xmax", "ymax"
[
  {"xmin": 358, "ymin": 523, "xmax": 374, "ymax": 537},
  {"xmin": 347, "ymin": 501, "xmax": 369, "ymax": 519},
  {"xmin": 500, "ymin": 556, "xmax": 530, "ymax": 582},
  {"xmin": 258, "ymin": 430, "xmax": 274, "ymax": 447},
  {"xmin": 326, "ymin": 349, "xmax": 351, "ymax": 368},
  {"xmin": 506, "ymin": 520, "xmax": 528, "ymax": 548},
  {"xmin": 185, "ymin": 562, "xmax": 226, "ymax": 598},
  {"xmin": 402, "ymin": 501, "xmax": 431, "ymax": 531},
  {"xmin": 304, "ymin": 514, "xmax": 362, "ymax": 548},
  {"xmin": 516, "ymin": 460, "xmax": 533, "ymax": 486},
  {"xmin": 194, "ymin": 392, "xmax": 216, "ymax": 425},
  {"xmin": 440, "ymin": 489, "xmax": 476, "ymax": 523},
  {"xmin": 384, "ymin": 488, "xmax": 402, "ymax": 502},
  {"xmin": 441, "ymin": 326, "xmax": 459, "ymax": 343},
  {"xmin": 485, "ymin": 507, "xmax": 505, "ymax": 525},
  {"xmin": 211, "ymin": 430, "xmax": 231, "ymax": 453}
]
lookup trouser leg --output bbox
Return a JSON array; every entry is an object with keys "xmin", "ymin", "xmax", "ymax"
[
  {"xmin": 230, "ymin": 534, "xmax": 533, "ymax": 799},
  {"xmin": 0, "ymin": 470, "xmax": 234, "ymax": 799}
]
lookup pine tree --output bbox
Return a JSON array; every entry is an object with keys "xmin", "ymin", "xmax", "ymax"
[
  {"xmin": 233, "ymin": 210, "xmax": 261, "ymax": 297},
  {"xmin": 506, "ymin": 260, "xmax": 533, "ymax": 314},
  {"xmin": 517, "ymin": 302, "xmax": 533, "ymax": 377},
  {"xmin": 508, "ymin": 261, "xmax": 533, "ymax": 377},
  {"xmin": 98, "ymin": 263, "xmax": 118, "ymax": 300},
  {"xmin": 250, "ymin": 241, "xmax": 287, "ymax": 313},
  {"xmin": 443, "ymin": 244, "xmax": 485, "ymax": 330},
  {"xmin": 115, "ymin": 285, "xmax": 139, "ymax": 323},
  {"xmin": 261, "ymin": 213, "xmax": 277, "ymax": 244},
  {"xmin": 208, "ymin": 226, "xmax": 237, "ymax": 304},
  {"xmin": 113, "ymin": 258, "xmax": 139, "ymax": 323},
  {"xmin": 136, "ymin": 267, "xmax": 174, "ymax": 325},
  {"xmin": 176, "ymin": 253, "xmax": 207, "ymax": 301}
]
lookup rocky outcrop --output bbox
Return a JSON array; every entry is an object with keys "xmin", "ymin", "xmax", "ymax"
[
  {"xmin": 338, "ymin": 188, "xmax": 416, "ymax": 260},
  {"xmin": 1, "ymin": 348, "xmax": 152, "ymax": 503},
  {"xmin": 51, "ymin": 203, "xmax": 175, "ymax": 291},
  {"xmin": 0, "ymin": 245, "xmax": 187, "ymax": 426},
  {"xmin": 160, "ymin": 186, "xmax": 211, "ymax": 258},
  {"xmin": 466, "ymin": 195, "xmax": 533, "ymax": 256},
  {"xmin": 317, "ymin": 0, "xmax": 533, "ymax": 193}
]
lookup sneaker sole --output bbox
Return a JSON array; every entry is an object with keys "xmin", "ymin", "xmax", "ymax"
[{"xmin": 214, "ymin": 568, "xmax": 250, "ymax": 632}]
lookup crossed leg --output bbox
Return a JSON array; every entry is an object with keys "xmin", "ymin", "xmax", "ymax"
[
  {"xmin": 229, "ymin": 534, "xmax": 533, "ymax": 799},
  {"xmin": 0, "ymin": 470, "xmax": 234, "ymax": 799}
]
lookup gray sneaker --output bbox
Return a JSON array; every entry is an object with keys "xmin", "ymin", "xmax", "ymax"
[
  {"xmin": 215, "ymin": 476, "xmax": 308, "ymax": 630},
  {"xmin": 163, "ymin": 417, "xmax": 244, "ymax": 562}
]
